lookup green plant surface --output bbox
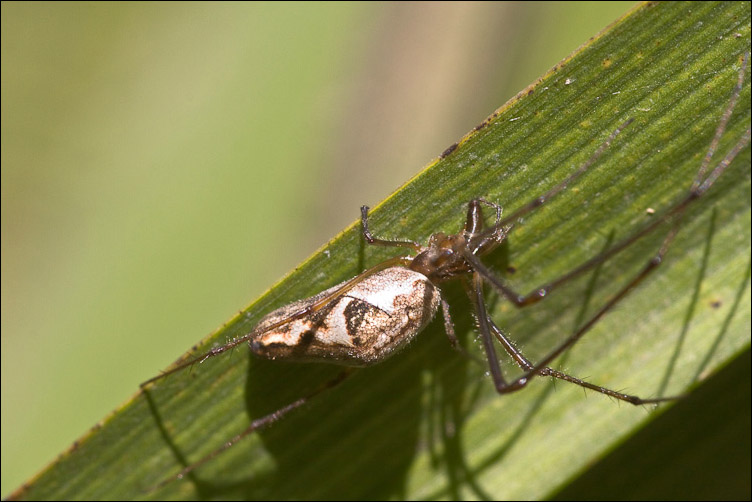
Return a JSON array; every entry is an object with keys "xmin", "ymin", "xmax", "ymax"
[{"xmin": 5, "ymin": 2, "xmax": 751, "ymax": 500}]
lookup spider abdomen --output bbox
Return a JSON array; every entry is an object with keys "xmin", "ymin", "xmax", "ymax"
[{"xmin": 250, "ymin": 267, "xmax": 440, "ymax": 366}]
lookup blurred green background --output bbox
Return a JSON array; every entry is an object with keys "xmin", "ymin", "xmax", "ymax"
[{"xmin": 1, "ymin": 2, "xmax": 636, "ymax": 497}]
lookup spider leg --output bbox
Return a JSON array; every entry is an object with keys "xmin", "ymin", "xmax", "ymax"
[
  {"xmin": 464, "ymin": 124, "xmax": 750, "ymax": 308},
  {"xmin": 469, "ymin": 55, "xmax": 749, "ymax": 399},
  {"xmin": 489, "ymin": 174, "xmax": 746, "ymax": 394},
  {"xmin": 145, "ymin": 369, "xmax": 353, "ymax": 493},
  {"xmin": 694, "ymin": 52, "xmax": 749, "ymax": 191},
  {"xmin": 439, "ymin": 293, "xmax": 484, "ymax": 364},
  {"xmin": 485, "ymin": 304, "xmax": 676, "ymax": 404},
  {"xmin": 470, "ymin": 272, "xmax": 674, "ymax": 404},
  {"xmin": 361, "ymin": 205, "xmax": 422, "ymax": 251},
  {"xmin": 439, "ymin": 295, "xmax": 459, "ymax": 350},
  {"xmin": 470, "ymin": 272, "xmax": 509, "ymax": 390},
  {"xmin": 475, "ymin": 198, "xmax": 502, "ymax": 226},
  {"xmin": 474, "ymin": 117, "xmax": 635, "ymax": 244},
  {"xmin": 470, "ymin": 125, "xmax": 748, "ymax": 392},
  {"xmin": 463, "ymin": 56, "xmax": 750, "ymax": 309}
]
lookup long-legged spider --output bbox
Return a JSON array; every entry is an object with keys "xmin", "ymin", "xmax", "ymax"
[{"xmin": 142, "ymin": 55, "xmax": 750, "ymax": 490}]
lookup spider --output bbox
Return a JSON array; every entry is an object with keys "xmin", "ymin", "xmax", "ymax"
[{"xmin": 142, "ymin": 55, "xmax": 750, "ymax": 491}]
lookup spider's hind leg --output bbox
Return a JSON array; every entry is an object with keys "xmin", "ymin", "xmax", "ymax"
[{"xmin": 470, "ymin": 272, "xmax": 675, "ymax": 405}]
